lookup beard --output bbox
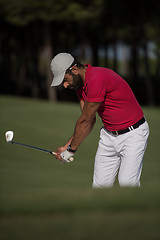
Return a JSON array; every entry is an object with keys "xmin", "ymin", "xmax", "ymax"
[{"xmin": 67, "ymin": 73, "xmax": 83, "ymax": 91}]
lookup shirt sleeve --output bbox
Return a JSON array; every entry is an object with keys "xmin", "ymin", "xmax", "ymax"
[{"xmin": 85, "ymin": 76, "xmax": 107, "ymax": 102}]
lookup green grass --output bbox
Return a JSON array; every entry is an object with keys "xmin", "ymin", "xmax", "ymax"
[{"xmin": 0, "ymin": 95, "xmax": 160, "ymax": 240}]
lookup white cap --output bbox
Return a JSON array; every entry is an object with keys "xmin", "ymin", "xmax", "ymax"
[{"xmin": 50, "ymin": 53, "xmax": 74, "ymax": 86}]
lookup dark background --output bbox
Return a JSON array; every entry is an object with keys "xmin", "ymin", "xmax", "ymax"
[{"xmin": 0, "ymin": 0, "xmax": 160, "ymax": 105}]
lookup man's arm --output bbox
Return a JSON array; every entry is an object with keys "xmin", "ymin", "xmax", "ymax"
[
  {"xmin": 70, "ymin": 101, "xmax": 101, "ymax": 151},
  {"xmin": 80, "ymin": 100, "xmax": 85, "ymax": 112},
  {"xmin": 54, "ymin": 100, "xmax": 85, "ymax": 159},
  {"xmin": 55, "ymin": 101, "xmax": 100, "ymax": 161}
]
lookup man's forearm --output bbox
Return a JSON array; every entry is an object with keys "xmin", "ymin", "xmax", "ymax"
[
  {"xmin": 64, "ymin": 136, "xmax": 73, "ymax": 148},
  {"xmin": 69, "ymin": 101, "xmax": 100, "ymax": 151},
  {"xmin": 70, "ymin": 117, "xmax": 96, "ymax": 150}
]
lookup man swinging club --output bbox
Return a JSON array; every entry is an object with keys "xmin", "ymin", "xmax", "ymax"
[{"xmin": 50, "ymin": 53, "xmax": 149, "ymax": 188}]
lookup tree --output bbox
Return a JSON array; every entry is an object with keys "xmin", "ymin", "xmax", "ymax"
[
  {"xmin": 0, "ymin": 0, "xmax": 103, "ymax": 100},
  {"xmin": 100, "ymin": 0, "xmax": 159, "ymax": 105}
]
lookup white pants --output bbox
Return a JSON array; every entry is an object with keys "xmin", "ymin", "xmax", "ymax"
[{"xmin": 93, "ymin": 121, "xmax": 149, "ymax": 188}]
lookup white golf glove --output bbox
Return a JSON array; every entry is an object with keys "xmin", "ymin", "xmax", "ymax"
[{"xmin": 60, "ymin": 150, "xmax": 74, "ymax": 163}]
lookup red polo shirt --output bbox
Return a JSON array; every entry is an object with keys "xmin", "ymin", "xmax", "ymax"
[{"xmin": 76, "ymin": 64, "xmax": 143, "ymax": 131}]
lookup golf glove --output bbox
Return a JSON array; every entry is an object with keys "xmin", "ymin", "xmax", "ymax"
[{"xmin": 60, "ymin": 150, "xmax": 74, "ymax": 163}]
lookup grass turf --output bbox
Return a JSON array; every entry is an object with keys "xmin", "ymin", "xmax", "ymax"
[{"xmin": 0, "ymin": 95, "xmax": 160, "ymax": 240}]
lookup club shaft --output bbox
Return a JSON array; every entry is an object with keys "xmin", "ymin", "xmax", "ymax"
[{"xmin": 10, "ymin": 141, "xmax": 55, "ymax": 155}]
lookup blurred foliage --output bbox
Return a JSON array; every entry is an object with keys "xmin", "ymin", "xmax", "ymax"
[
  {"xmin": 0, "ymin": 0, "xmax": 103, "ymax": 24},
  {"xmin": 0, "ymin": 0, "xmax": 160, "ymax": 105}
]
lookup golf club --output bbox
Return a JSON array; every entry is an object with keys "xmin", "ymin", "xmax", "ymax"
[{"xmin": 5, "ymin": 131, "xmax": 74, "ymax": 161}]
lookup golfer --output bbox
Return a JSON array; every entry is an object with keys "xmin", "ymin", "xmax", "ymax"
[{"xmin": 50, "ymin": 52, "xmax": 149, "ymax": 188}]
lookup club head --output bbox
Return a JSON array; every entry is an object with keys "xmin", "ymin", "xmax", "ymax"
[{"xmin": 5, "ymin": 131, "xmax": 14, "ymax": 142}]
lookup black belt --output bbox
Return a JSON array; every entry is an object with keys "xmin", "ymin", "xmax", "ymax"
[{"xmin": 109, "ymin": 117, "xmax": 145, "ymax": 136}]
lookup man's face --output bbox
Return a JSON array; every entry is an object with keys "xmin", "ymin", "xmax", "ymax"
[{"xmin": 63, "ymin": 72, "xmax": 83, "ymax": 91}]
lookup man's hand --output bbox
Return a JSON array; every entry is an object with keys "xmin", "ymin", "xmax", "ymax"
[
  {"xmin": 54, "ymin": 146, "xmax": 67, "ymax": 161},
  {"xmin": 54, "ymin": 146, "xmax": 74, "ymax": 163}
]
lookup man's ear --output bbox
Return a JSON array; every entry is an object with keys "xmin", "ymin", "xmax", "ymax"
[{"xmin": 71, "ymin": 66, "xmax": 79, "ymax": 75}]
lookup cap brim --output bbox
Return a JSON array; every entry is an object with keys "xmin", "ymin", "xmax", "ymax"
[{"xmin": 51, "ymin": 71, "xmax": 65, "ymax": 87}]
